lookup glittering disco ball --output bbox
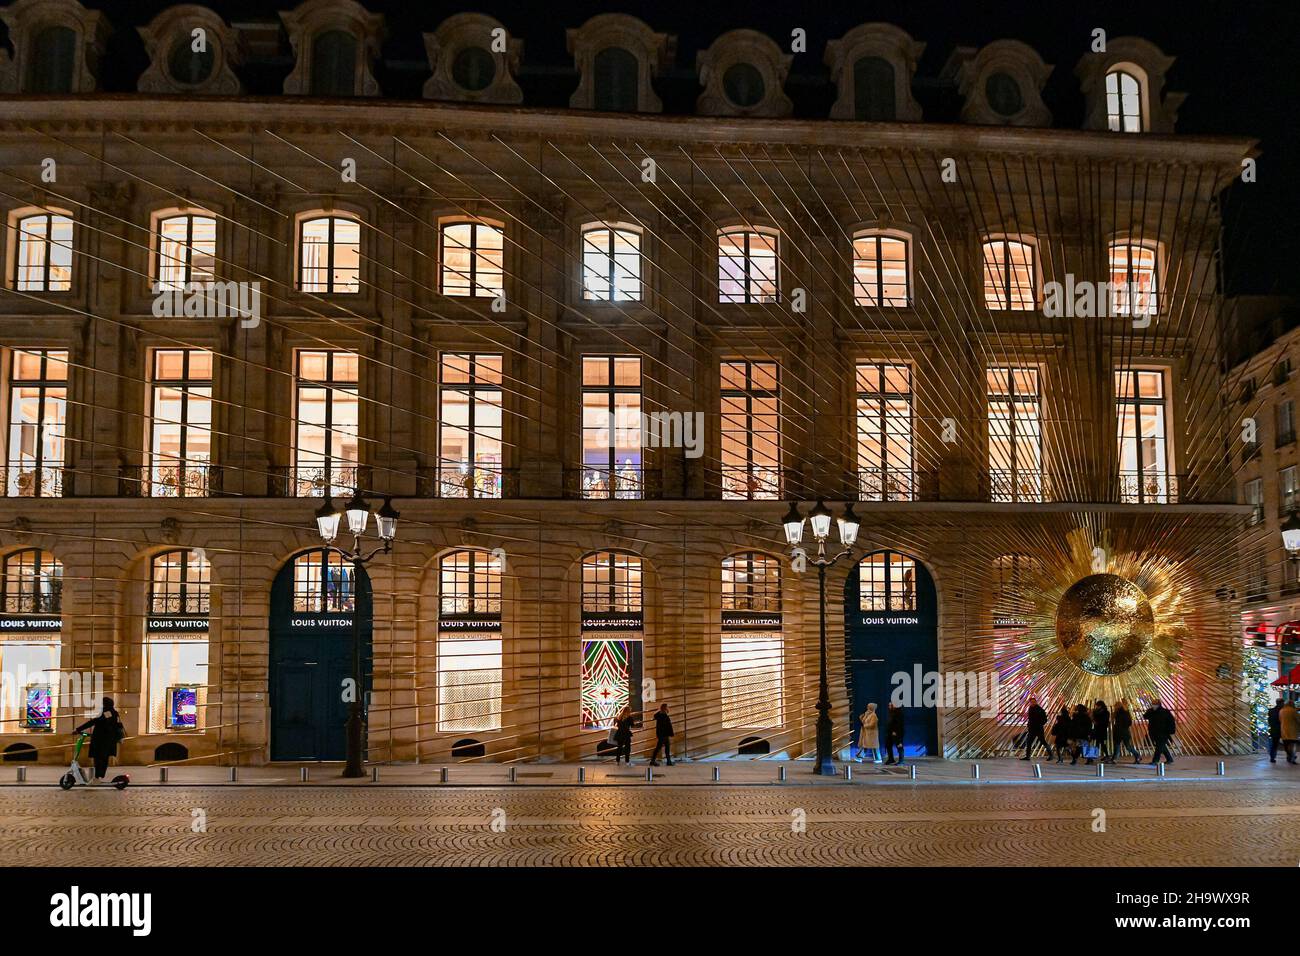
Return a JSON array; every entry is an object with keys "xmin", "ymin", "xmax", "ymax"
[{"xmin": 1055, "ymin": 574, "xmax": 1154, "ymax": 676}]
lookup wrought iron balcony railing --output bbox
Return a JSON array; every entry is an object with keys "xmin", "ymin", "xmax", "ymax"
[
  {"xmin": 288, "ymin": 463, "xmax": 360, "ymax": 498},
  {"xmin": 987, "ymin": 469, "xmax": 1046, "ymax": 503},
  {"xmin": 720, "ymin": 465, "xmax": 782, "ymax": 500},
  {"xmin": 146, "ymin": 461, "xmax": 213, "ymax": 498},
  {"xmin": 857, "ymin": 467, "xmax": 916, "ymax": 502},
  {"xmin": 564, "ymin": 465, "xmax": 661, "ymax": 500},
  {"xmin": 3, "ymin": 463, "xmax": 64, "ymax": 498},
  {"xmin": 1118, "ymin": 470, "xmax": 1179, "ymax": 504}
]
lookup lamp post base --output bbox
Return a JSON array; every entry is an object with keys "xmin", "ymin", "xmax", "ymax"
[{"xmin": 341, "ymin": 709, "xmax": 365, "ymax": 778}]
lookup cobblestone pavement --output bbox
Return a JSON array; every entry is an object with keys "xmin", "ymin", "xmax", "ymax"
[{"xmin": 0, "ymin": 779, "xmax": 1295, "ymax": 866}]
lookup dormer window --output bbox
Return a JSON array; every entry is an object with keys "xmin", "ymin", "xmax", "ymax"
[
  {"xmin": 854, "ymin": 57, "xmax": 895, "ymax": 120},
  {"xmin": 424, "ymin": 14, "xmax": 523, "ymax": 104},
  {"xmin": 827, "ymin": 24, "xmax": 924, "ymax": 122},
  {"xmin": 697, "ymin": 30, "xmax": 792, "ymax": 118},
  {"xmin": 1076, "ymin": 38, "xmax": 1184, "ymax": 134},
  {"xmin": 0, "ymin": 0, "xmax": 109, "ymax": 94},
  {"xmin": 28, "ymin": 25, "xmax": 77, "ymax": 92},
  {"xmin": 280, "ymin": 0, "xmax": 384, "ymax": 98},
  {"xmin": 1106, "ymin": 68, "xmax": 1144, "ymax": 132},
  {"xmin": 138, "ymin": 6, "xmax": 242, "ymax": 95},
  {"xmin": 568, "ymin": 15, "xmax": 672, "ymax": 113},
  {"xmin": 951, "ymin": 41, "xmax": 1053, "ymax": 127},
  {"xmin": 593, "ymin": 47, "xmax": 638, "ymax": 111},
  {"xmin": 310, "ymin": 30, "xmax": 357, "ymax": 97}
]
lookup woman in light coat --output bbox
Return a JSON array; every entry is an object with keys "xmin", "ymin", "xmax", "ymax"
[{"xmin": 857, "ymin": 703, "xmax": 880, "ymax": 763}]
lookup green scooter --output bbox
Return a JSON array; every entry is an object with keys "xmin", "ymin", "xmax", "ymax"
[{"xmin": 59, "ymin": 732, "xmax": 130, "ymax": 790}]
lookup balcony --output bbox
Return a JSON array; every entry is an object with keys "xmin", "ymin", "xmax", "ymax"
[
  {"xmin": 288, "ymin": 463, "xmax": 360, "ymax": 498},
  {"xmin": 144, "ymin": 462, "xmax": 215, "ymax": 498},
  {"xmin": 720, "ymin": 465, "xmax": 782, "ymax": 500},
  {"xmin": 3, "ymin": 463, "xmax": 64, "ymax": 498},
  {"xmin": 858, "ymin": 467, "xmax": 916, "ymax": 502},
  {"xmin": 1119, "ymin": 471, "xmax": 1179, "ymax": 504},
  {"xmin": 987, "ymin": 469, "xmax": 1046, "ymax": 503},
  {"xmin": 433, "ymin": 464, "xmax": 508, "ymax": 499},
  {"xmin": 565, "ymin": 466, "xmax": 661, "ymax": 500}
]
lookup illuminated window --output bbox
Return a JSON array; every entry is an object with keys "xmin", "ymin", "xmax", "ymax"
[
  {"xmin": 145, "ymin": 551, "xmax": 210, "ymax": 734},
  {"xmin": 718, "ymin": 228, "xmax": 778, "ymax": 303},
  {"xmin": 1106, "ymin": 68, "xmax": 1143, "ymax": 132},
  {"xmin": 149, "ymin": 350, "xmax": 213, "ymax": 497},
  {"xmin": 859, "ymin": 551, "xmax": 915, "ymax": 612},
  {"xmin": 987, "ymin": 367, "xmax": 1043, "ymax": 502},
  {"xmin": 852, "ymin": 232, "xmax": 910, "ymax": 307},
  {"xmin": 581, "ymin": 356, "xmax": 642, "ymax": 500},
  {"xmin": 857, "ymin": 362, "xmax": 913, "ymax": 501},
  {"xmin": 298, "ymin": 215, "xmax": 360, "ymax": 293},
  {"xmin": 721, "ymin": 553, "xmax": 783, "ymax": 730},
  {"xmin": 438, "ymin": 353, "xmax": 503, "ymax": 499},
  {"xmin": 581, "ymin": 224, "xmax": 642, "ymax": 301},
  {"xmin": 149, "ymin": 549, "xmax": 210, "ymax": 616},
  {"xmin": 292, "ymin": 549, "xmax": 356, "ymax": 613},
  {"xmin": 440, "ymin": 220, "xmax": 504, "ymax": 297},
  {"xmin": 982, "ymin": 238, "xmax": 1036, "ymax": 310},
  {"xmin": 294, "ymin": 350, "xmax": 359, "ymax": 497},
  {"xmin": 154, "ymin": 213, "xmax": 217, "ymax": 290},
  {"xmin": 721, "ymin": 360, "xmax": 780, "ymax": 499},
  {"xmin": 437, "ymin": 550, "xmax": 503, "ymax": 733},
  {"xmin": 12, "ymin": 212, "xmax": 73, "ymax": 292},
  {"xmin": 1, "ymin": 549, "xmax": 62, "ymax": 615},
  {"xmin": 5, "ymin": 349, "xmax": 67, "ymax": 498},
  {"xmin": 581, "ymin": 551, "xmax": 643, "ymax": 730},
  {"xmin": 1108, "ymin": 239, "xmax": 1159, "ymax": 316},
  {"xmin": 1115, "ymin": 368, "xmax": 1173, "ymax": 503}
]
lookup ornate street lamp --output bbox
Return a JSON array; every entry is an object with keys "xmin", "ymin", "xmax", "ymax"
[
  {"xmin": 313, "ymin": 492, "xmax": 399, "ymax": 778},
  {"xmin": 784, "ymin": 499, "xmax": 860, "ymax": 775}
]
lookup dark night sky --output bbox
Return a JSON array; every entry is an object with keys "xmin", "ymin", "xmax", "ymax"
[{"xmin": 11, "ymin": 0, "xmax": 1298, "ymax": 296}]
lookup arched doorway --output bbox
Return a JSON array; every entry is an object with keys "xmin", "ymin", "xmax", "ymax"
[
  {"xmin": 844, "ymin": 550, "xmax": 939, "ymax": 757},
  {"xmin": 269, "ymin": 549, "xmax": 372, "ymax": 761}
]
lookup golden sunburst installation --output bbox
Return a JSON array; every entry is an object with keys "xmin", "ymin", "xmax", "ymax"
[{"xmin": 1055, "ymin": 573, "xmax": 1155, "ymax": 676}]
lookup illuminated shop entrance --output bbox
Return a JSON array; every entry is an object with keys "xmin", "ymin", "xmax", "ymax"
[
  {"xmin": 269, "ymin": 549, "xmax": 372, "ymax": 761},
  {"xmin": 844, "ymin": 550, "xmax": 939, "ymax": 757}
]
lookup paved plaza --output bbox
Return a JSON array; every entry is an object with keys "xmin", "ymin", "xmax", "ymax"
[{"xmin": 0, "ymin": 756, "xmax": 1294, "ymax": 866}]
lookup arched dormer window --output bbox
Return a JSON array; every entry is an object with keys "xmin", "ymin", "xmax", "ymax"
[
  {"xmin": 0, "ymin": 0, "xmax": 109, "ymax": 95},
  {"xmin": 852, "ymin": 230, "xmax": 911, "ymax": 307},
  {"xmin": 826, "ymin": 24, "xmax": 924, "ymax": 122},
  {"xmin": 567, "ymin": 14, "xmax": 673, "ymax": 113},
  {"xmin": 1076, "ymin": 39, "xmax": 1183, "ymax": 134},
  {"xmin": 423, "ymin": 14, "xmax": 522, "ymax": 104},
  {"xmin": 981, "ymin": 237, "xmax": 1037, "ymax": 311},
  {"xmin": 1106, "ymin": 68, "xmax": 1144, "ymax": 132},
  {"xmin": 137, "ymin": 6, "xmax": 243, "ymax": 95},
  {"xmin": 696, "ymin": 29, "xmax": 792, "ymax": 118},
  {"xmin": 297, "ymin": 213, "xmax": 361, "ymax": 294},
  {"xmin": 439, "ymin": 218, "xmax": 504, "ymax": 298},
  {"xmin": 309, "ymin": 30, "xmax": 357, "ymax": 97},
  {"xmin": 153, "ymin": 210, "xmax": 217, "ymax": 291},
  {"xmin": 581, "ymin": 223, "xmax": 642, "ymax": 302},
  {"xmin": 2, "ymin": 549, "xmax": 62, "ymax": 615},
  {"xmin": 280, "ymin": 0, "xmax": 384, "ymax": 98},
  {"xmin": 951, "ymin": 40, "xmax": 1053, "ymax": 127},
  {"xmin": 8, "ymin": 210, "xmax": 74, "ymax": 292}
]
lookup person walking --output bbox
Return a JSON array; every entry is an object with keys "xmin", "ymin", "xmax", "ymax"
[
  {"xmin": 857, "ymin": 703, "xmax": 880, "ymax": 763},
  {"xmin": 883, "ymin": 702, "xmax": 906, "ymax": 765},
  {"xmin": 1281, "ymin": 697, "xmax": 1300, "ymax": 765},
  {"xmin": 1090, "ymin": 699, "xmax": 1111, "ymax": 763},
  {"xmin": 1069, "ymin": 703, "xmax": 1091, "ymax": 765},
  {"xmin": 1111, "ymin": 699, "xmax": 1141, "ymax": 763},
  {"xmin": 74, "ymin": 696, "xmax": 125, "ymax": 784},
  {"xmin": 1143, "ymin": 698, "xmax": 1176, "ymax": 764},
  {"xmin": 1267, "ymin": 697, "xmax": 1284, "ymax": 763},
  {"xmin": 1050, "ymin": 705, "xmax": 1072, "ymax": 763},
  {"xmin": 613, "ymin": 706, "xmax": 635, "ymax": 766},
  {"xmin": 649, "ymin": 703, "xmax": 674, "ymax": 766},
  {"xmin": 1020, "ymin": 696, "xmax": 1050, "ymax": 760}
]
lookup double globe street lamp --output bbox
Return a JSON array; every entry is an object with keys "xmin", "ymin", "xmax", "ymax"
[
  {"xmin": 314, "ymin": 490, "xmax": 400, "ymax": 778},
  {"xmin": 782, "ymin": 499, "xmax": 860, "ymax": 776}
]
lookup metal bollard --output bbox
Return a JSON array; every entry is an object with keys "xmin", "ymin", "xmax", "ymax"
[
  {"xmin": 844, "ymin": 764, "xmax": 853, "ymax": 782},
  {"xmin": 908, "ymin": 764, "xmax": 917, "ymax": 779},
  {"xmin": 1216, "ymin": 761, "xmax": 1226, "ymax": 776},
  {"xmin": 300, "ymin": 766, "xmax": 309, "ymax": 782},
  {"xmin": 509, "ymin": 766, "xmax": 517, "ymax": 783},
  {"xmin": 645, "ymin": 765, "xmax": 653, "ymax": 782},
  {"xmin": 1156, "ymin": 762, "xmax": 1166, "ymax": 777},
  {"xmin": 229, "ymin": 767, "xmax": 237, "ymax": 782},
  {"xmin": 712, "ymin": 766, "xmax": 720, "ymax": 782},
  {"xmin": 371, "ymin": 766, "xmax": 379, "ymax": 783},
  {"xmin": 1033, "ymin": 763, "xmax": 1042, "ymax": 779},
  {"xmin": 440, "ymin": 767, "xmax": 448, "ymax": 784},
  {"xmin": 16, "ymin": 767, "xmax": 25, "ymax": 783},
  {"xmin": 778, "ymin": 765, "xmax": 787, "ymax": 782},
  {"xmin": 159, "ymin": 767, "xmax": 169, "ymax": 784},
  {"xmin": 1096, "ymin": 761, "xmax": 1105, "ymax": 778},
  {"xmin": 971, "ymin": 763, "xmax": 980, "ymax": 780},
  {"xmin": 578, "ymin": 766, "xmax": 586, "ymax": 783}
]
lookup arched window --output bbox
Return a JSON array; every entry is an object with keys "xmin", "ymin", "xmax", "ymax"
[
  {"xmin": 154, "ymin": 212, "xmax": 217, "ymax": 290},
  {"xmin": 853, "ymin": 56, "xmax": 896, "ymax": 121},
  {"xmin": 580, "ymin": 551, "xmax": 644, "ymax": 729},
  {"xmin": 439, "ymin": 219, "xmax": 505, "ymax": 298},
  {"xmin": 437, "ymin": 550, "xmax": 503, "ymax": 732},
  {"xmin": 721, "ymin": 553, "xmax": 783, "ymax": 729},
  {"xmin": 1106, "ymin": 68, "xmax": 1144, "ymax": 133},
  {"xmin": 149, "ymin": 549, "xmax": 210, "ymax": 616},
  {"xmin": 1108, "ymin": 239, "xmax": 1160, "ymax": 317},
  {"xmin": 852, "ymin": 231, "xmax": 910, "ymax": 307},
  {"xmin": 859, "ymin": 552, "xmax": 915, "ymax": 612},
  {"xmin": 292, "ymin": 549, "xmax": 356, "ymax": 613},
  {"xmin": 1, "ymin": 549, "xmax": 62, "ymax": 615},
  {"xmin": 718, "ymin": 227, "xmax": 779, "ymax": 304},
  {"xmin": 26, "ymin": 25, "xmax": 77, "ymax": 93},
  {"xmin": 581, "ymin": 223, "xmax": 642, "ymax": 301},
  {"xmin": 981, "ymin": 237, "xmax": 1036, "ymax": 310},
  {"xmin": 11, "ymin": 211, "xmax": 73, "ymax": 292},
  {"xmin": 297, "ymin": 214, "xmax": 360, "ymax": 293},
  {"xmin": 593, "ymin": 46, "xmax": 639, "ymax": 112},
  {"xmin": 310, "ymin": 29, "xmax": 358, "ymax": 97}
]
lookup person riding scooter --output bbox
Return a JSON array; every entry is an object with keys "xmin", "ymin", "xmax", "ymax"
[{"xmin": 74, "ymin": 697, "xmax": 125, "ymax": 785}]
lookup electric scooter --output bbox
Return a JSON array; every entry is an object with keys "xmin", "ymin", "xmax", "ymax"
[{"xmin": 59, "ymin": 732, "xmax": 129, "ymax": 790}]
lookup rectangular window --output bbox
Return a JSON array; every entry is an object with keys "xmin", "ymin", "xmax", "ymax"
[
  {"xmin": 298, "ymin": 216, "xmax": 360, "ymax": 293},
  {"xmin": 13, "ymin": 213, "xmax": 73, "ymax": 292},
  {"xmin": 987, "ymin": 367, "xmax": 1043, "ymax": 502},
  {"xmin": 155, "ymin": 214, "xmax": 217, "ymax": 290},
  {"xmin": 581, "ymin": 356, "xmax": 642, "ymax": 499},
  {"xmin": 438, "ymin": 353, "xmax": 503, "ymax": 498},
  {"xmin": 1278, "ymin": 400, "xmax": 1296, "ymax": 447},
  {"xmin": 721, "ymin": 632, "xmax": 783, "ymax": 729},
  {"xmin": 1244, "ymin": 477, "xmax": 1263, "ymax": 526},
  {"xmin": 1115, "ymin": 368, "xmax": 1173, "ymax": 503},
  {"xmin": 1108, "ymin": 240, "xmax": 1159, "ymax": 316},
  {"xmin": 440, "ymin": 221, "xmax": 505, "ymax": 298},
  {"xmin": 1281, "ymin": 466, "xmax": 1298, "ymax": 516},
  {"xmin": 581, "ymin": 225, "xmax": 642, "ymax": 301},
  {"xmin": 860, "ymin": 553, "xmax": 916, "ymax": 612},
  {"xmin": 294, "ymin": 350, "xmax": 359, "ymax": 497},
  {"xmin": 852, "ymin": 234, "xmax": 910, "ymax": 307},
  {"xmin": 857, "ymin": 362, "xmax": 913, "ymax": 501},
  {"xmin": 5, "ymin": 349, "xmax": 68, "ymax": 498},
  {"xmin": 721, "ymin": 360, "xmax": 780, "ymax": 499},
  {"xmin": 0, "ymin": 639, "xmax": 60, "ymax": 731},
  {"xmin": 718, "ymin": 229, "xmax": 778, "ymax": 304},
  {"xmin": 982, "ymin": 239, "xmax": 1036, "ymax": 310},
  {"xmin": 145, "ymin": 638, "xmax": 207, "ymax": 733},
  {"xmin": 149, "ymin": 349, "xmax": 213, "ymax": 497}
]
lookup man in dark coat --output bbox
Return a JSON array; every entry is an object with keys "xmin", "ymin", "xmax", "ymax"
[
  {"xmin": 75, "ymin": 696, "xmax": 124, "ymax": 782},
  {"xmin": 884, "ymin": 703, "xmax": 906, "ymax": 765},
  {"xmin": 1020, "ymin": 696, "xmax": 1050, "ymax": 760},
  {"xmin": 1143, "ymin": 699, "xmax": 1176, "ymax": 764},
  {"xmin": 649, "ymin": 703, "xmax": 674, "ymax": 766},
  {"xmin": 1268, "ymin": 697, "xmax": 1284, "ymax": 763}
]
